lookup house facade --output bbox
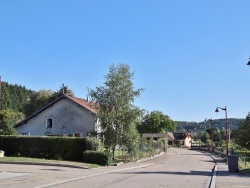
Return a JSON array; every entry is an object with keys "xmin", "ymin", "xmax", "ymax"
[
  {"xmin": 15, "ymin": 95, "xmax": 100, "ymax": 137},
  {"xmin": 173, "ymin": 133, "xmax": 193, "ymax": 148}
]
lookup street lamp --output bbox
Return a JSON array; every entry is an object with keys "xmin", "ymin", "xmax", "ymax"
[
  {"xmin": 247, "ymin": 58, "xmax": 250, "ymax": 66},
  {"xmin": 215, "ymin": 106, "xmax": 229, "ymax": 156},
  {"xmin": 205, "ymin": 118, "xmax": 214, "ymax": 152}
]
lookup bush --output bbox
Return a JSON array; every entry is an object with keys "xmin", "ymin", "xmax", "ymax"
[
  {"xmin": 85, "ymin": 137, "xmax": 100, "ymax": 151},
  {"xmin": 82, "ymin": 150, "xmax": 112, "ymax": 166}
]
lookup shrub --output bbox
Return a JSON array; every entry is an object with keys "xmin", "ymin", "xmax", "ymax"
[
  {"xmin": 82, "ymin": 150, "xmax": 112, "ymax": 166},
  {"xmin": 85, "ymin": 137, "xmax": 100, "ymax": 151}
]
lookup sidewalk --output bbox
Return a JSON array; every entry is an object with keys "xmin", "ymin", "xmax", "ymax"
[{"xmin": 209, "ymin": 153, "xmax": 250, "ymax": 188}]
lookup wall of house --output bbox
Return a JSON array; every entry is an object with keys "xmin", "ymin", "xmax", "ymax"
[
  {"xmin": 184, "ymin": 136, "xmax": 192, "ymax": 147},
  {"xmin": 16, "ymin": 98, "xmax": 97, "ymax": 136}
]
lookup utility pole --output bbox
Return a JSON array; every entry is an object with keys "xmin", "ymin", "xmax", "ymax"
[
  {"xmin": 0, "ymin": 76, "xmax": 1, "ymax": 111},
  {"xmin": 0, "ymin": 76, "xmax": 1, "ymax": 107}
]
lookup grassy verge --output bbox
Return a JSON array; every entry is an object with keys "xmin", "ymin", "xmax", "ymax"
[
  {"xmin": 0, "ymin": 156, "xmax": 100, "ymax": 169},
  {"xmin": 241, "ymin": 168, "xmax": 250, "ymax": 174},
  {"xmin": 239, "ymin": 161, "xmax": 250, "ymax": 175}
]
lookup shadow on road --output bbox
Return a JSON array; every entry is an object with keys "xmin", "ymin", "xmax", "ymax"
[{"xmin": 113, "ymin": 170, "xmax": 212, "ymax": 177}]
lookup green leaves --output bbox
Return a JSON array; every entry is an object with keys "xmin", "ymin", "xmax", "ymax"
[
  {"xmin": 234, "ymin": 116, "xmax": 250, "ymax": 150},
  {"xmin": 137, "ymin": 111, "xmax": 176, "ymax": 134},
  {"xmin": 0, "ymin": 109, "xmax": 24, "ymax": 135},
  {"xmin": 88, "ymin": 64, "xmax": 143, "ymax": 157}
]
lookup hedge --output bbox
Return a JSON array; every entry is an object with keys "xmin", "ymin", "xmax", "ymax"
[
  {"xmin": 82, "ymin": 150, "xmax": 112, "ymax": 166},
  {"xmin": 0, "ymin": 136, "xmax": 99, "ymax": 162}
]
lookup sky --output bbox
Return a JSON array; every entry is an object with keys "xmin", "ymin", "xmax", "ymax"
[{"xmin": 1, "ymin": 1, "xmax": 250, "ymax": 122}]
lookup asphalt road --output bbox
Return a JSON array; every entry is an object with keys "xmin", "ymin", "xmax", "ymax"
[{"xmin": 0, "ymin": 148, "xmax": 215, "ymax": 188}]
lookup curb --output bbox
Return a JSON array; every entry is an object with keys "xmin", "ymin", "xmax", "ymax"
[
  {"xmin": 209, "ymin": 164, "xmax": 217, "ymax": 188},
  {"xmin": 0, "ymin": 161, "xmax": 89, "ymax": 169}
]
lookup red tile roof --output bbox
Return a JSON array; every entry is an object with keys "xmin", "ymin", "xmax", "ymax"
[{"xmin": 66, "ymin": 96, "xmax": 97, "ymax": 113}]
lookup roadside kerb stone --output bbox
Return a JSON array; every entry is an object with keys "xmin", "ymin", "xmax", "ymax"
[{"xmin": 0, "ymin": 161, "xmax": 89, "ymax": 169}]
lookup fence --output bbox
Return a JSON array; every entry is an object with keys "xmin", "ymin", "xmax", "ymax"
[{"xmin": 114, "ymin": 139, "xmax": 167, "ymax": 162}]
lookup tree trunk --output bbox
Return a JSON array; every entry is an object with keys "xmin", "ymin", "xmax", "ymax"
[{"xmin": 112, "ymin": 146, "xmax": 115, "ymax": 160}]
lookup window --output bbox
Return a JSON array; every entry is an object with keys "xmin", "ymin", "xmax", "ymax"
[
  {"xmin": 22, "ymin": 133, "xmax": 30, "ymax": 136},
  {"xmin": 46, "ymin": 118, "xmax": 53, "ymax": 128}
]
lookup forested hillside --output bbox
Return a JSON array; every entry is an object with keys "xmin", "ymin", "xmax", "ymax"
[
  {"xmin": 175, "ymin": 118, "xmax": 244, "ymax": 132},
  {"xmin": 1, "ymin": 82, "xmax": 33, "ymax": 113}
]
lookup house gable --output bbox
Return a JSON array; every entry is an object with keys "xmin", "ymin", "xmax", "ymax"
[
  {"xmin": 15, "ymin": 95, "xmax": 98, "ymax": 136},
  {"xmin": 173, "ymin": 132, "xmax": 193, "ymax": 147}
]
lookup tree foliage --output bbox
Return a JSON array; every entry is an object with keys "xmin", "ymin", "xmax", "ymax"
[
  {"xmin": 88, "ymin": 64, "xmax": 143, "ymax": 158},
  {"xmin": 52, "ymin": 84, "xmax": 75, "ymax": 99},
  {"xmin": 24, "ymin": 89, "xmax": 54, "ymax": 117},
  {"xmin": 176, "ymin": 118, "xmax": 244, "ymax": 132},
  {"xmin": 23, "ymin": 85, "xmax": 75, "ymax": 117},
  {"xmin": 0, "ymin": 109, "xmax": 24, "ymax": 135},
  {"xmin": 199, "ymin": 128, "xmax": 225, "ymax": 147},
  {"xmin": 137, "ymin": 111, "xmax": 176, "ymax": 133},
  {"xmin": 234, "ymin": 115, "xmax": 250, "ymax": 150},
  {"xmin": 1, "ymin": 82, "xmax": 33, "ymax": 113}
]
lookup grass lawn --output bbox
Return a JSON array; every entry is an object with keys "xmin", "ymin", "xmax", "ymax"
[
  {"xmin": 0, "ymin": 156, "xmax": 100, "ymax": 168},
  {"xmin": 241, "ymin": 161, "xmax": 250, "ymax": 175}
]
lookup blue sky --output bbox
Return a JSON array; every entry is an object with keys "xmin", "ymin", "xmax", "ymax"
[{"xmin": 1, "ymin": 1, "xmax": 250, "ymax": 122}]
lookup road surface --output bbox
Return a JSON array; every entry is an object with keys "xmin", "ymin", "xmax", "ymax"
[{"xmin": 0, "ymin": 148, "xmax": 215, "ymax": 188}]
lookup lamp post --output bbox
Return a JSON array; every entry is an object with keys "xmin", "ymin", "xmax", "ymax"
[
  {"xmin": 247, "ymin": 58, "xmax": 250, "ymax": 66},
  {"xmin": 198, "ymin": 125, "xmax": 201, "ymax": 149},
  {"xmin": 205, "ymin": 118, "xmax": 214, "ymax": 152},
  {"xmin": 215, "ymin": 106, "xmax": 229, "ymax": 156}
]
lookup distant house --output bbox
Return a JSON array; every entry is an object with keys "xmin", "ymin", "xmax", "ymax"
[
  {"xmin": 142, "ymin": 132, "xmax": 175, "ymax": 146},
  {"xmin": 173, "ymin": 132, "xmax": 193, "ymax": 148},
  {"xmin": 15, "ymin": 95, "xmax": 100, "ymax": 137}
]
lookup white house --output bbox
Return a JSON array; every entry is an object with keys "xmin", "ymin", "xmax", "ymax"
[{"xmin": 15, "ymin": 95, "xmax": 100, "ymax": 137}]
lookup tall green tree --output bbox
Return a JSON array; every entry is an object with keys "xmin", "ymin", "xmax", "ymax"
[
  {"xmin": 24, "ymin": 89, "xmax": 54, "ymax": 117},
  {"xmin": 0, "ymin": 109, "xmax": 24, "ymax": 135},
  {"xmin": 234, "ymin": 115, "xmax": 250, "ymax": 150},
  {"xmin": 88, "ymin": 64, "xmax": 143, "ymax": 158},
  {"xmin": 137, "ymin": 111, "xmax": 176, "ymax": 133},
  {"xmin": 1, "ymin": 82, "xmax": 33, "ymax": 113}
]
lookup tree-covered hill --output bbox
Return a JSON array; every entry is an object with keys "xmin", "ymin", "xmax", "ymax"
[
  {"xmin": 1, "ymin": 82, "xmax": 34, "ymax": 113},
  {"xmin": 175, "ymin": 118, "xmax": 244, "ymax": 132}
]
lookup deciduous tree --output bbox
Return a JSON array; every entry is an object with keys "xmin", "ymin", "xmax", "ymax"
[
  {"xmin": 137, "ymin": 111, "xmax": 176, "ymax": 133},
  {"xmin": 234, "ymin": 115, "xmax": 250, "ymax": 150},
  {"xmin": 88, "ymin": 64, "xmax": 143, "ymax": 158},
  {"xmin": 24, "ymin": 89, "xmax": 54, "ymax": 117},
  {"xmin": 0, "ymin": 109, "xmax": 24, "ymax": 135}
]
